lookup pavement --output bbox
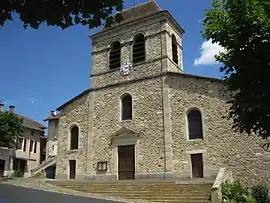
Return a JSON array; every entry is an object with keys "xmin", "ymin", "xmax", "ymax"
[{"xmin": 0, "ymin": 183, "xmax": 123, "ymax": 203}]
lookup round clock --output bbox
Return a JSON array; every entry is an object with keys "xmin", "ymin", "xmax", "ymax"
[{"xmin": 120, "ymin": 62, "xmax": 132, "ymax": 76}]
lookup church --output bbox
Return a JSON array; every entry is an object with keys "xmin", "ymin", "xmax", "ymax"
[{"xmin": 44, "ymin": 0, "xmax": 269, "ymax": 186}]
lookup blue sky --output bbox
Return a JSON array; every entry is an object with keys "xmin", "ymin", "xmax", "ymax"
[{"xmin": 0, "ymin": 0, "xmax": 224, "ymax": 127}]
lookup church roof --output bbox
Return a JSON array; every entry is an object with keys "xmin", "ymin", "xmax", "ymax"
[
  {"xmin": 91, "ymin": 0, "xmax": 184, "ymax": 38},
  {"xmin": 56, "ymin": 72, "xmax": 223, "ymax": 111},
  {"xmin": 114, "ymin": 0, "xmax": 161, "ymax": 24},
  {"xmin": 95, "ymin": 0, "xmax": 162, "ymax": 33}
]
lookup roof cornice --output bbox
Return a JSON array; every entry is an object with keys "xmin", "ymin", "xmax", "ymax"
[{"xmin": 90, "ymin": 10, "xmax": 184, "ymax": 40}]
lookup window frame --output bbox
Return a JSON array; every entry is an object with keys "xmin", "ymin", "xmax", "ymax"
[
  {"xmin": 120, "ymin": 93, "xmax": 133, "ymax": 121},
  {"xmin": 186, "ymin": 108, "xmax": 204, "ymax": 141},
  {"xmin": 171, "ymin": 34, "xmax": 178, "ymax": 64},
  {"xmin": 132, "ymin": 33, "xmax": 146, "ymax": 64},
  {"xmin": 33, "ymin": 141, "xmax": 37, "ymax": 153},
  {"xmin": 29, "ymin": 140, "xmax": 34, "ymax": 152},
  {"xmin": 69, "ymin": 124, "xmax": 79, "ymax": 150},
  {"xmin": 16, "ymin": 137, "xmax": 24, "ymax": 150},
  {"xmin": 109, "ymin": 41, "xmax": 121, "ymax": 69},
  {"xmin": 23, "ymin": 139, "xmax": 27, "ymax": 152}
]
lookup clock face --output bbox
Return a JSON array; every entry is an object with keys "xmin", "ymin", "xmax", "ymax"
[{"xmin": 120, "ymin": 62, "xmax": 132, "ymax": 76}]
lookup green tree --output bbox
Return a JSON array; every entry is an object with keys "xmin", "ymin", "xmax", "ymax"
[
  {"xmin": 0, "ymin": 112, "xmax": 24, "ymax": 148},
  {"xmin": 0, "ymin": 0, "xmax": 123, "ymax": 29},
  {"xmin": 202, "ymin": 0, "xmax": 270, "ymax": 148}
]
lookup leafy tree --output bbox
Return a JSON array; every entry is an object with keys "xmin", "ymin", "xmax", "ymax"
[
  {"xmin": 0, "ymin": 112, "xmax": 24, "ymax": 148},
  {"xmin": 202, "ymin": 0, "xmax": 270, "ymax": 148},
  {"xmin": 0, "ymin": 0, "xmax": 123, "ymax": 29}
]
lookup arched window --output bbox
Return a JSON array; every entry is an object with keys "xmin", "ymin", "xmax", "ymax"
[
  {"xmin": 121, "ymin": 94, "xmax": 132, "ymax": 120},
  {"xmin": 70, "ymin": 125, "xmax": 79, "ymax": 150},
  {"xmin": 187, "ymin": 109, "xmax": 203, "ymax": 140},
  {"xmin": 172, "ymin": 34, "xmax": 178, "ymax": 64},
  {"xmin": 109, "ymin": 41, "xmax": 121, "ymax": 69},
  {"xmin": 133, "ymin": 34, "xmax": 145, "ymax": 64}
]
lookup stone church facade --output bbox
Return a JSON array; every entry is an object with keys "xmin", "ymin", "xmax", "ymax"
[{"xmin": 53, "ymin": 1, "xmax": 270, "ymax": 186}]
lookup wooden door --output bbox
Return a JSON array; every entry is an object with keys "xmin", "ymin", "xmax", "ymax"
[
  {"xmin": 0, "ymin": 159, "xmax": 5, "ymax": 177},
  {"xmin": 191, "ymin": 153, "xmax": 204, "ymax": 178},
  {"xmin": 118, "ymin": 145, "xmax": 135, "ymax": 180},
  {"xmin": 69, "ymin": 160, "xmax": 76, "ymax": 179}
]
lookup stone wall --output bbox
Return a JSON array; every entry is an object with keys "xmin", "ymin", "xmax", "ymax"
[
  {"xmin": 88, "ymin": 77, "xmax": 165, "ymax": 179},
  {"xmin": 168, "ymin": 74, "xmax": 270, "ymax": 187},
  {"xmin": 46, "ymin": 120, "xmax": 59, "ymax": 159},
  {"xmin": 90, "ymin": 14, "xmax": 183, "ymax": 89},
  {"xmin": 164, "ymin": 23, "xmax": 183, "ymax": 73},
  {"xmin": 56, "ymin": 94, "xmax": 89, "ymax": 179}
]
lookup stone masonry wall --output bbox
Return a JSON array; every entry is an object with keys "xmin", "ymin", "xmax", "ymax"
[
  {"xmin": 168, "ymin": 74, "xmax": 270, "ymax": 187},
  {"xmin": 91, "ymin": 19, "xmax": 163, "ymax": 89},
  {"xmin": 56, "ymin": 94, "xmax": 89, "ymax": 179},
  {"xmin": 164, "ymin": 23, "xmax": 184, "ymax": 73},
  {"xmin": 88, "ymin": 77, "xmax": 165, "ymax": 179}
]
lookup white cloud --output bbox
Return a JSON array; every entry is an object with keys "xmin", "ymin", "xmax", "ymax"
[{"xmin": 194, "ymin": 39, "xmax": 225, "ymax": 66}]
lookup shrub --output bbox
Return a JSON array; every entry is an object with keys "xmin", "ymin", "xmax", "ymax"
[
  {"xmin": 251, "ymin": 184, "xmax": 269, "ymax": 203},
  {"xmin": 244, "ymin": 194, "xmax": 258, "ymax": 203},
  {"xmin": 222, "ymin": 180, "xmax": 248, "ymax": 202},
  {"xmin": 12, "ymin": 170, "xmax": 24, "ymax": 177}
]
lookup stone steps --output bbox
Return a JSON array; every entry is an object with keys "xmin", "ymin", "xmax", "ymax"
[{"xmin": 49, "ymin": 181, "xmax": 212, "ymax": 203}]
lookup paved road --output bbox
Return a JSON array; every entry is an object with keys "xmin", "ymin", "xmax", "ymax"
[{"xmin": 0, "ymin": 184, "xmax": 123, "ymax": 203}]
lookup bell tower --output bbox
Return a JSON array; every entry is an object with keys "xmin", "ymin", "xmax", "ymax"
[{"xmin": 90, "ymin": 0, "xmax": 184, "ymax": 89}]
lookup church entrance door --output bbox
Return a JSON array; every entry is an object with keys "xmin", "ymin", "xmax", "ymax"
[
  {"xmin": 118, "ymin": 145, "xmax": 135, "ymax": 180},
  {"xmin": 191, "ymin": 153, "xmax": 204, "ymax": 178}
]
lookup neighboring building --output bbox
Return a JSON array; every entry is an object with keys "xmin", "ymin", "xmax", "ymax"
[
  {"xmin": 45, "ymin": 1, "xmax": 269, "ymax": 186},
  {"xmin": 0, "ymin": 104, "xmax": 46, "ymax": 177},
  {"xmin": 44, "ymin": 111, "xmax": 59, "ymax": 160}
]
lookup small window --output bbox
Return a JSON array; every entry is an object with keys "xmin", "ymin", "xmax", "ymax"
[
  {"xmin": 97, "ymin": 161, "xmax": 108, "ymax": 171},
  {"xmin": 29, "ymin": 140, "xmax": 34, "ymax": 152},
  {"xmin": 70, "ymin": 125, "xmax": 79, "ymax": 150},
  {"xmin": 121, "ymin": 94, "xmax": 132, "ymax": 120},
  {"xmin": 34, "ymin": 141, "xmax": 37, "ymax": 153},
  {"xmin": 109, "ymin": 41, "xmax": 121, "ymax": 69},
  {"xmin": 172, "ymin": 34, "xmax": 178, "ymax": 64},
  {"xmin": 16, "ymin": 138, "xmax": 23, "ymax": 150},
  {"xmin": 133, "ymin": 34, "xmax": 145, "ymax": 64},
  {"xmin": 23, "ymin": 139, "xmax": 27, "ymax": 152},
  {"xmin": 187, "ymin": 109, "xmax": 203, "ymax": 140}
]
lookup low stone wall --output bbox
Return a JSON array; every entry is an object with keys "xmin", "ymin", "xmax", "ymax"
[{"xmin": 211, "ymin": 168, "xmax": 233, "ymax": 203}]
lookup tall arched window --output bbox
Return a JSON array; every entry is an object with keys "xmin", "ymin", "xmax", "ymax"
[
  {"xmin": 172, "ymin": 34, "xmax": 178, "ymax": 64},
  {"xmin": 187, "ymin": 109, "xmax": 203, "ymax": 140},
  {"xmin": 109, "ymin": 41, "xmax": 121, "ymax": 69},
  {"xmin": 121, "ymin": 94, "xmax": 132, "ymax": 120},
  {"xmin": 133, "ymin": 34, "xmax": 145, "ymax": 64},
  {"xmin": 70, "ymin": 125, "xmax": 79, "ymax": 150}
]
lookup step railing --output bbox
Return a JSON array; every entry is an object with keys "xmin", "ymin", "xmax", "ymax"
[
  {"xmin": 31, "ymin": 157, "xmax": 56, "ymax": 175},
  {"xmin": 211, "ymin": 168, "xmax": 234, "ymax": 203}
]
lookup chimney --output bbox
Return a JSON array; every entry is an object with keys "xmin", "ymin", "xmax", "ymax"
[
  {"xmin": 51, "ymin": 110, "xmax": 55, "ymax": 116},
  {"xmin": 9, "ymin": 105, "xmax": 15, "ymax": 113},
  {"xmin": 0, "ymin": 103, "xmax": 4, "ymax": 112}
]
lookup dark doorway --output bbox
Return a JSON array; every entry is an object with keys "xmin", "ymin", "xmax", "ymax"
[
  {"xmin": 191, "ymin": 153, "xmax": 204, "ymax": 178},
  {"xmin": 118, "ymin": 145, "xmax": 135, "ymax": 180},
  {"xmin": 0, "ymin": 159, "xmax": 5, "ymax": 177},
  {"xmin": 69, "ymin": 160, "xmax": 76, "ymax": 179},
  {"xmin": 13, "ymin": 158, "xmax": 27, "ymax": 176}
]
